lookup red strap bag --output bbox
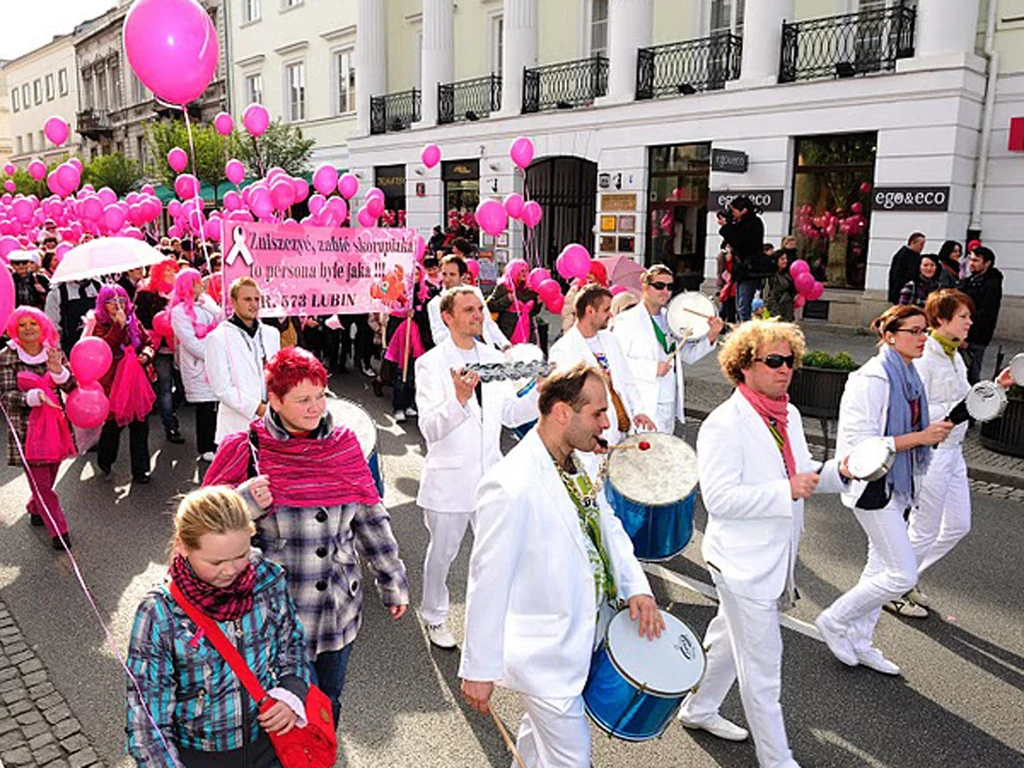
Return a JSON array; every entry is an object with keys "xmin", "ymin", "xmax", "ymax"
[{"xmin": 170, "ymin": 582, "xmax": 337, "ymax": 767}]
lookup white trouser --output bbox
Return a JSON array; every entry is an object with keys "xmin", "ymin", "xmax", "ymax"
[
  {"xmin": 420, "ymin": 509, "xmax": 474, "ymax": 626},
  {"xmin": 821, "ymin": 499, "xmax": 917, "ymax": 651},
  {"xmin": 655, "ymin": 399, "xmax": 677, "ymax": 435},
  {"xmin": 908, "ymin": 447, "xmax": 971, "ymax": 576},
  {"xmin": 679, "ymin": 573, "xmax": 798, "ymax": 768},
  {"xmin": 515, "ymin": 693, "xmax": 590, "ymax": 768}
]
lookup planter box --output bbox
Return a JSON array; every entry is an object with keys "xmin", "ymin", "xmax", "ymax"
[
  {"xmin": 979, "ymin": 396, "xmax": 1024, "ymax": 458},
  {"xmin": 789, "ymin": 366, "xmax": 851, "ymax": 421}
]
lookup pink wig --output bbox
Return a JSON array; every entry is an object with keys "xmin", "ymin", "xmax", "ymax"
[
  {"xmin": 501, "ymin": 259, "xmax": 530, "ymax": 292},
  {"xmin": 6, "ymin": 306, "xmax": 60, "ymax": 349},
  {"xmin": 169, "ymin": 267, "xmax": 218, "ymax": 339}
]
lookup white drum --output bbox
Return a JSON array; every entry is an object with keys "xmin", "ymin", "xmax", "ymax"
[
  {"xmin": 1009, "ymin": 353, "xmax": 1024, "ymax": 387},
  {"xmin": 666, "ymin": 292, "xmax": 718, "ymax": 342},
  {"xmin": 846, "ymin": 436, "xmax": 896, "ymax": 482},
  {"xmin": 331, "ymin": 398, "xmax": 383, "ymax": 496},
  {"xmin": 504, "ymin": 342, "xmax": 546, "ymax": 392},
  {"xmin": 965, "ymin": 380, "xmax": 1007, "ymax": 422}
]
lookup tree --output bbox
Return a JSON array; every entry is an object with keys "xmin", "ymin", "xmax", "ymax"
[
  {"xmin": 231, "ymin": 120, "xmax": 315, "ymax": 178},
  {"xmin": 9, "ymin": 160, "xmax": 61, "ymax": 199},
  {"xmin": 82, "ymin": 153, "xmax": 143, "ymax": 197},
  {"xmin": 146, "ymin": 120, "xmax": 231, "ymax": 204}
]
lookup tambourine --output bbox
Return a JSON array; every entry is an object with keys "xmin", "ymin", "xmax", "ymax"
[
  {"xmin": 845, "ymin": 437, "xmax": 896, "ymax": 482},
  {"xmin": 460, "ymin": 360, "xmax": 554, "ymax": 383},
  {"xmin": 1009, "ymin": 353, "xmax": 1024, "ymax": 387}
]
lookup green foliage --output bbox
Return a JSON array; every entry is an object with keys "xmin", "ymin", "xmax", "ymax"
[
  {"xmin": 82, "ymin": 153, "xmax": 142, "ymax": 197},
  {"xmin": 230, "ymin": 120, "xmax": 315, "ymax": 178},
  {"xmin": 801, "ymin": 350, "xmax": 859, "ymax": 371},
  {"xmin": 146, "ymin": 120, "xmax": 231, "ymax": 202}
]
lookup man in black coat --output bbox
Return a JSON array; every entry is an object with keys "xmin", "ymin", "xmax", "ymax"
[
  {"xmin": 718, "ymin": 196, "xmax": 768, "ymax": 322},
  {"xmin": 958, "ymin": 246, "xmax": 1003, "ymax": 383},
  {"xmin": 887, "ymin": 232, "xmax": 926, "ymax": 305}
]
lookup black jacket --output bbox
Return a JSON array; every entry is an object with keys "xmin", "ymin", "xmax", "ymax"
[
  {"xmin": 959, "ymin": 267, "xmax": 1003, "ymax": 346},
  {"xmin": 719, "ymin": 215, "xmax": 769, "ymax": 282},
  {"xmin": 887, "ymin": 246, "xmax": 921, "ymax": 305}
]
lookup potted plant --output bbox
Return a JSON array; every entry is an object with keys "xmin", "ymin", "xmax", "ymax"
[
  {"xmin": 979, "ymin": 384, "xmax": 1024, "ymax": 458},
  {"xmin": 789, "ymin": 351, "xmax": 859, "ymax": 420}
]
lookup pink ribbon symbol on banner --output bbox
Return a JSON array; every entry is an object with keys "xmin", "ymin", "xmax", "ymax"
[{"xmin": 224, "ymin": 225, "xmax": 253, "ymax": 266}]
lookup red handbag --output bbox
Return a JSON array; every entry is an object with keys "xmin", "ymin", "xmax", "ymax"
[{"xmin": 170, "ymin": 582, "xmax": 337, "ymax": 767}]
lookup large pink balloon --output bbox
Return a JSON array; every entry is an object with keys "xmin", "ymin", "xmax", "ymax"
[
  {"xmin": 807, "ymin": 281, "xmax": 825, "ymax": 301},
  {"xmin": 313, "ymin": 164, "xmax": 338, "ymax": 196},
  {"xmin": 510, "ymin": 136, "xmax": 535, "ymax": 170},
  {"xmin": 66, "ymin": 383, "xmax": 109, "ymax": 429},
  {"xmin": 546, "ymin": 293, "xmax": 565, "ymax": 314},
  {"xmin": 421, "ymin": 144, "xmax": 441, "ymax": 169},
  {"xmin": 70, "ymin": 337, "xmax": 113, "ymax": 386},
  {"xmin": 793, "ymin": 271, "xmax": 815, "ymax": 296},
  {"xmin": 167, "ymin": 147, "xmax": 188, "ymax": 173},
  {"xmin": 521, "ymin": 200, "xmax": 542, "ymax": 228},
  {"xmin": 504, "ymin": 193, "xmax": 525, "ymax": 220},
  {"xmin": 308, "ymin": 194, "xmax": 326, "ymax": 217},
  {"xmin": 44, "ymin": 117, "xmax": 70, "ymax": 146},
  {"xmin": 56, "ymin": 163, "xmax": 80, "ymax": 193},
  {"xmin": 3, "ymin": 164, "xmax": 14, "ymax": 176},
  {"xmin": 175, "ymin": 174, "xmax": 199, "ymax": 200},
  {"xmin": 0, "ymin": 264, "xmax": 13, "ymax": 329},
  {"xmin": 270, "ymin": 180, "xmax": 296, "ymax": 211},
  {"xmin": 98, "ymin": 187, "xmax": 117, "ymax": 206},
  {"xmin": 365, "ymin": 187, "xmax": 384, "ymax": 202},
  {"xmin": 242, "ymin": 103, "xmax": 270, "ymax": 137},
  {"xmin": 789, "ymin": 259, "xmax": 810, "ymax": 278},
  {"xmin": 250, "ymin": 188, "xmax": 273, "ymax": 219},
  {"xmin": 356, "ymin": 206, "xmax": 376, "ymax": 227},
  {"xmin": 103, "ymin": 205, "xmax": 127, "ymax": 232},
  {"xmin": 11, "ymin": 198, "xmax": 34, "ymax": 222},
  {"xmin": 223, "ymin": 190, "xmax": 242, "ymax": 211},
  {"xmin": 0, "ymin": 235, "xmax": 20, "ymax": 260},
  {"xmin": 537, "ymin": 279, "xmax": 561, "ymax": 303},
  {"xmin": 3, "ymin": 180, "xmax": 13, "ymax": 194},
  {"xmin": 475, "ymin": 199, "xmax": 508, "ymax": 237},
  {"xmin": 465, "ymin": 259, "xmax": 480, "ymax": 280},
  {"xmin": 366, "ymin": 195, "xmax": 385, "ymax": 218},
  {"xmin": 526, "ymin": 267, "xmax": 550, "ymax": 292},
  {"xmin": 325, "ymin": 196, "xmax": 348, "ymax": 224},
  {"xmin": 225, "ymin": 159, "xmax": 245, "ymax": 185},
  {"xmin": 28, "ymin": 160, "xmax": 46, "ymax": 181},
  {"xmin": 558, "ymin": 244, "xmax": 591, "ymax": 280},
  {"xmin": 213, "ymin": 111, "xmax": 234, "ymax": 136},
  {"xmin": 123, "ymin": 0, "xmax": 219, "ymax": 106},
  {"xmin": 338, "ymin": 174, "xmax": 358, "ymax": 200}
]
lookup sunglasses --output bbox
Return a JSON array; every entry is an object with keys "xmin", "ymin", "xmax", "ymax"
[
  {"xmin": 756, "ymin": 354, "xmax": 796, "ymax": 369},
  {"xmin": 648, "ymin": 281, "xmax": 672, "ymax": 291}
]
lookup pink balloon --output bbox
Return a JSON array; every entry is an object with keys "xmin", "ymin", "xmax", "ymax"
[
  {"xmin": 465, "ymin": 259, "xmax": 480, "ymax": 279},
  {"xmin": 504, "ymin": 193, "xmax": 525, "ymax": 220},
  {"xmin": 28, "ymin": 160, "xmax": 46, "ymax": 181},
  {"xmin": 123, "ymin": 0, "xmax": 219, "ymax": 106},
  {"xmin": 3, "ymin": 181, "xmax": 13, "ymax": 194},
  {"xmin": 536, "ymin": 278, "xmax": 561, "ymax": 303},
  {"xmin": 56, "ymin": 163, "xmax": 80, "ymax": 192},
  {"xmin": 313, "ymin": 164, "xmax": 338, "ymax": 196},
  {"xmin": 789, "ymin": 259, "xmax": 810, "ymax": 277},
  {"xmin": 421, "ymin": 144, "xmax": 441, "ymax": 169},
  {"xmin": 365, "ymin": 187, "xmax": 384, "ymax": 202},
  {"xmin": 175, "ymin": 174, "xmax": 199, "ymax": 200},
  {"xmin": 206, "ymin": 217, "xmax": 222, "ymax": 242},
  {"xmin": 3, "ymin": 164, "xmax": 14, "ymax": 176},
  {"xmin": 98, "ymin": 187, "xmax": 117, "ymax": 206},
  {"xmin": 46, "ymin": 172, "xmax": 66, "ymax": 198},
  {"xmin": 242, "ymin": 103, "xmax": 270, "ymax": 136},
  {"xmin": 44, "ymin": 117, "xmax": 70, "ymax": 146},
  {"xmin": 270, "ymin": 181, "xmax": 296, "ymax": 211},
  {"xmin": 338, "ymin": 174, "xmax": 359, "ymax": 200},
  {"xmin": 794, "ymin": 294, "xmax": 807, "ymax": 309},
  {"xmin": 521, "ymin": 200, "xmax": 542, "ymax": 228},
  {"xmin": 546, "ymin": 293, "xmax": 565, "ymax": 314},
  {"xmin": 223, "ymin": 190, "xmax": 242, "ymax": 211},
  {"xmin": 12, "ymin": 198, "xmax": 34, "ymax": 222},
  {"xmin": 510, "ymin": 136, "xmax": 535, "ymax": 170},
  {"xmin": 152, "ymin": 310, "xmax": 173, "ymax": 339},
  {"xmin": 793, "ymin": 271, "xmax": 815, "ymax": 296},
  {"xmin": 414, "ymin": 235, "xmax": 426, "ymax": 263},
  {"xmin": 168, "ymin": 147, "xmax": 189, "ymax": 173},
  {"xmin": 292, "ymin": 178, "xmax": 309, "ymax": 204},
  {"xmin": 69, "ymin": 158, "xmax": 83, "ymax": 174},
  {"xmin": 65, "ymin": 383, "xmax": 109, "ymax": 429},
  {"xmin": 475, "ymin": 199, "xmax": 507, "ymax": 237},
  {"xmin": 250, "ymin": 188, "xmax": 273, "ymax": 219},
  {"xmin": 167, "ymin": 224, "xmax": 182, "ymax": 238},
  {"xmin": 366, "ymin": 195, "xmax": 385, "ymax": 218},
  {"xmin": 807, "ymin": 281, "xmax": 825, "ymax": 301},
  {"xmin": 213, "ymin": 111, "xmax": 234, "ymax": 136},
  {"xmin": 70, "ymin": 337, "xmax": 113, "ymax": 386},
  {"xmin": 557, "ymin": 244, "xmax": 591, "ymax": 280},
  {"xmin": 308, "ymin": 194, "xmax": 326, "ymax": 216},
  {"xmin": 357, "ymin": 207, "xmax": 376, "ymax": 228},
  {"xmin": 325, "ymin": 196, "xmax": 348, "ymax": 223},
  {"xmin": 225, "ymin": 159, "xmax": 245, "ymax": 185},
  {"xmin": 526, "ymin": 267, "xmax": 550, "ymax": 292},
  {"xmin": 103, "ymin": 205, "xmax": 126, "ymax": 232}
]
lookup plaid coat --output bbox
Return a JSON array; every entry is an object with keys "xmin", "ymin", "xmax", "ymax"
[{"xmin": 0, "ymin": 345, "xmax": 76, "ymax": 466}]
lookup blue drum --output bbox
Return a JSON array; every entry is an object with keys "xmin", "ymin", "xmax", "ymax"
[
  {"xmin": 511, "ymin": 419, "xmax": 537, "ymax": 440},
  {"xmin": 584, "ymin": 608, "xmax": 705, "ymax": 741},
  {"xmin": 604, "ymin": 432, "xmax": 698, "ymax": 561},
  {"xmin": 333, "ymin": 398, "xmax": 384, "ymax": 498}
]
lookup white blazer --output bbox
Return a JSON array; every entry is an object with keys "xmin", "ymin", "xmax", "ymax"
[
  {"xmin": 205, "ymin": 321, "xmax": 281, "ymax": 444},
  {"xmin": 549, "ymin": 326, "xmax": 645, "ymax": 444},
  {"xmin": 698, "ymin": 391, "xmax": 846, "ymax": 601},
  {"xmin": 913, "ymin": 335, "xmax": 969, "ymax": 447},
  {"xmin": 427, "ymin": 288, "xmax": 509, "ymax": 349},
  {"xmin": 170, "ymin": 295, "xmax": 222, "ymax": 403},
  {"xmin": 612, "ymin": 301, "xmax": 713, "ymax": 423},
  {"xmin": 459, "ymin": 429, "xmax": 652, "ymax": 698},
  {"xmin": 414, "ymin": 337, "xmax": 537, "ymax": 513}
]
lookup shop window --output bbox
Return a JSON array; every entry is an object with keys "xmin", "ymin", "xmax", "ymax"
[
  {"xmin": 646, "ymin": 144, "xmax": 711, "ymax": 289},
  {"xmin": 375, "ymin": 165, "xmax": 407, "ymax": 228},
  {"xmin": 443, "ymin": 160, "xmax": 481, "ymax": 244},
  {"xmin": 791, "ymin": 132, "xmax": 876, "ymax": 290}
]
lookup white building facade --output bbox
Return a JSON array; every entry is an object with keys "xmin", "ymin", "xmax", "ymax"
[{"xmin": 341, "ymin": 0, "xmax": 1024, "ymax": 340}]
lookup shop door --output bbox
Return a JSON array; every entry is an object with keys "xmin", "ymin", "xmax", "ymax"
[
  {"xmin": 525, "ymin": 157, "xmax": 598, "ymax": 267},
  {"xmin": 647, "ymin": 144, "xmax": 710, "ymax": 290}
]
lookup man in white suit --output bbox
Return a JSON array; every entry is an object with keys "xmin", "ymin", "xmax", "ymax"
[
  {"xmin": 460, "ymin": 362, "xmax": 663, "ymax": 767},
  {"xmin": 205, "ymin": 277, "xmax": 280, "ymax": 444},
  {"xmin": 549, "ymin": 284, "xmax": 655, "ymax": 447},
  {"xmin": 676, "ymin": 319, "xmax": 851, "ymax": 768},
  {"xmin": 415, "ymin": 286, "xmax": 537, "ymax": 649},
  {"xmin": 428, "ymin": 255, "xmax": 509, "ymax": 349},
  {"xmin": 613, "ymin": 264, "xmax": 723, "ymax": 434}
]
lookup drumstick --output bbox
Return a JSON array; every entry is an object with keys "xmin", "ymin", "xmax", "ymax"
[
  {"xmin": 596, "ymin": 438, "xmax": 651, "ymax": 452},
  {"xmin": 679, "ymin": 306, "xmax": 734, "ymax": 329},
  {"xmin": 490, "ymin": 708, "xmax": 528, "ymax": 768}
]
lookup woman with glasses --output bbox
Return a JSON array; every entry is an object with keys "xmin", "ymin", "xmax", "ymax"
[{"xmin": 816, "ymin": 305, "xmax": 953, "ymax": 676}]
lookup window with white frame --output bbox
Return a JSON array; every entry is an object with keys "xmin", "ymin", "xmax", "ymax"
[
  {"xmin": 334, "ymin": 49, "xmax": 356, "ymax": 114},
  {"xmin": 33, "ymin": 79, "xmax": 42, "ymax": 105},
  {"xmin": 110, "ymin": 61, "xmax": 122, "ymax": 109},
  {"xmin": 132, "ymin": 72, "xmax": 148, "ymax": 104},
  {"xmin": 45, "ymin": 74, "xmax": 54, "ymax": 101},
  {"xmin": 26, "ymin": 134, "xmax": 33, "ymax": 152},
  {"xmin": 11, "ymin": 88, "xmax": 18, "ymax": 112},
  {"xmin": 21, "ymin": 85, "xmax": 30, "ymax": 109},
  {"xmin": 243, "ymin": 0, "xmax": 261, "ymax": 21},
  {"xmin": 490, "ymin": 14, "xmax": 504, "ymax": 75},
  {"xmin": 83, "ymin": 75, "xmax": 94, "ymax": 110},
  {"xmin": 96, "ymin": 70, "xmax": 108, "ymax": 110},
  {"xmin": 590, "ymin": 0, "xmax": 608, "ymax": 57},
  {"xmin": 710, "ymin": 0, "xmax": 744, "ymax": 36},
  {"xmin": 16, "ymin": 136, "xmax": 23, "ymax": 154},
  {"xmin": 245, "ymin": 73, "xmax": 263, "ymax": 104},
  {"xmin": 58, "ymin": 69, "xmax": 68, "ymax": 96},
  {"xmin": 285, "ymin": 62, "xmax": 305, "ymax": 121}
]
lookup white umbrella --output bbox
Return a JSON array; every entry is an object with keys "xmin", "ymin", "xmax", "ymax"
[{"xmin": 50, "ymin": 237, "xmax": 169, "ymax": 284}]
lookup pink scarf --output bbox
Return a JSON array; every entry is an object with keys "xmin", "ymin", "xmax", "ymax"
[
  {"xmin": 510, "ymin": 297, "xmax": 534, "ymax": 345},
  {"xmin": 738, "ymin": 382, "xmax": 796, "ymax": 477},
  {"xmin": 16, "ymin": 371, "xmax": 77, "ymax": 464}
]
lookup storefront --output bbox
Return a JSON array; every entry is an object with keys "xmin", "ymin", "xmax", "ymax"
[
  {"xmin": 374, "ymin": 164, "xmax": 406, "ymax": 227},
  {"xmin": 442, "ymin": 159, "xmax": 480, "ymax": 243},
  {"xmin": 645, "ymin": 144, "xmax": 710, "ymax": 290}
]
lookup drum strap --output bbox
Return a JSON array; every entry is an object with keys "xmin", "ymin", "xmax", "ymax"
[
  {"xmin": 650, "ymin": 316, "xmax": 676, "ymax": 356},
  {"xmin": 556, "ymin": 458, "xmax": 617, "ymax": 604}
]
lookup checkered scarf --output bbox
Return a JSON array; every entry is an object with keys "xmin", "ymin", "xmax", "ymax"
[{"xmin": 169, "ymin": 554, "xmax": 255, "ymax": 622}]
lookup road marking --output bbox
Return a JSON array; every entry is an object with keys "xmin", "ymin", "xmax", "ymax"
[{"xmin": 642, "ymin": 562, "xmax": 825, "ymax": 642}]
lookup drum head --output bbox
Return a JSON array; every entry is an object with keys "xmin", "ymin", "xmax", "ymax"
[
  {"xmin": 965, "ymin": 381, "xmax": 1007, "ymax": 422},
  {"xmin": 331, "ymin": 397, "xmax": 378, "ymax": 460},
  {"xmin": 607, "ymin": 609, "xmax": 705, "ymax": 697},
  {"xmin": 606, "ymin": 433, "xmax": 697, "ymax": 506},
  {"xmin": 505, "ymin": 343, "xmax": 544, "ymax": 364},
  {"xmin": 846, "ymin": 437, "xmax": 894, "ymax": 480},
  {"xmin": 1010, "ymin": 354, "xmax": 1024, "ymax": 387},
  {"xmin": 666, "ymin": 293, "xmax": 717, "ymax": 341}
]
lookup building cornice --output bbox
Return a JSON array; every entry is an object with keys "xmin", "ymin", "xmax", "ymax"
[
  {"xmin": 235, "ymin": 53, "xmax": 266, "ymax": 68},
  {"xmin": 274, "ymin": 40, "xmax": 310, "ymax": 57},
  {"xmin": 320, "ymin": 24, "xmax": 357, "ymax": 43}
]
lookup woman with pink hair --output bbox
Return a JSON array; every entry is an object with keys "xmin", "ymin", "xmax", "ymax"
[
  {"xmin": 169, "ymin": 268, "xmax": 223, "ymax": 461},
  {"xmin": 485, "ymin": 259, "xmax": 541, "ymax": 344},
  {"xmin": 0, "ymin": 307, "xmax": 78, "ymax": 550}
]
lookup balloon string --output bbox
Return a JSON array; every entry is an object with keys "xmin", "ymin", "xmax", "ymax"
[
  {"xmin": 0, "ymin": 397, "xmax": 182, "ymax": 766},
  {"xmin": 182, "ymin": 107, "xmax": 213, "ymax": 276}
]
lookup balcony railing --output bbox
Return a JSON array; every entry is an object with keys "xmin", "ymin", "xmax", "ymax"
[
  {"xmin": 370, "ymin": 89, "xmax": 421, "ymax": 135},
  {"xmin": 522, "ymin": 55, "xmax": 608, "ymax": 114},
  {"xmin": 438, "ymin": 74, "xmax": 502, "ymax": 125},
  {"xmin": 76, "ymin": 108, "xmax": 113, "ymax": 139},
  {"xmin": 779, "ymin": 4, "xmax": 916, "ymax": 83},
  {"xmin": 636, "ymin": 33, "xmax": 742, "ymax": 100}
]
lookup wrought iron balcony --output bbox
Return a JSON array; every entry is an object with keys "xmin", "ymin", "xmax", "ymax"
[
  {"xmin": 438, "ymin": 74, "xmax": 502, "ymax": 125},
  {"xmin": 76, "ymin": 108, "xmax": 113, "ymax": 139},
  {"xmin": 370, "ymin": 88, "xmax": 421, "ymax": 135},
  {"xmin": 522, "ymin": 55, "xmax": 608, "ymax": 114},
  {"xmin": 779, "ymin": 4, "xmax": 916, "ymax": 83},
  {"xmin": 636, "ymin": 33, "xmax": 742, "ymax": 100}
]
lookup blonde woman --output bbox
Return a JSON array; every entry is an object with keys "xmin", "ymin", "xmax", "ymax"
[{"xmin": 126, "ymin": 487, "xmax": 311, "ymax": 766}]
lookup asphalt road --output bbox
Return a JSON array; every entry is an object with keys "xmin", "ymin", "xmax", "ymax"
[{"xmin": 0, "ymin": 372, "xmax": 1022, "ymax": 767}]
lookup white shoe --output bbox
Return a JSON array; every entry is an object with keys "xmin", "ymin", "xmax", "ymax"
[
  {"xmin": 677, "ymin": 712, "xmax": 749, "ymax": 742},
  {"xmin": 393, "ymin": 409, "xmax": 407, "ymax": 423},
  {"xmin": 855, "ymin": 647, "xmax": 902, "ymax": 676},
  {"xmin": 362, "ymin": 365, "xmax": 376, "ymax": 378},
  {"xmin": 425, "ymin": 622, "xmax": 457, "ymax": 649},
  {"xmin": 885, "ymin": 597, "xmax": 929, "ymax": 619},
  {"xmin": 199, "ymin": 452, "xmax": 216, "ymax": 462},
  {"xmin": 404, "ymin": 405, "xmax": 418, "ymax": 417},
  {"xmin": 815, "ymin": 615, "xmax": 858, "ymax": 666},
  {"xmin": 904, "ymin": 587, "xmax": 931, "ymax": 608}
]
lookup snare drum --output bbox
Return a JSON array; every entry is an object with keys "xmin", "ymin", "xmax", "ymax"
[
  {"xmin": 965, "ymin": 380, "xmax": 1007, "ymax": 422},
  {"xmin": 506, "ymin": 343, "xmax": 544, "ymax": 440},
  {"xmin": 666, "ymin": 292, "xmax": 718, "ymax": 342},
  {"xmin": 332, "ymin": 398, "xmax": 384, "ymax": 497},
  {"xmin": 584, "ymin": 608, "xmax": 705, "ymax": 742},
  {"xmin": 846, "ymin": 436, "xmax": 896, "ymax": 482},
  {"xmin": 604, "ymin": 433, "xmax": 698, "ymax": 561},
  {"xmin": 1008, "ymin": 353, "xmax": 1024, "ymax": 387}
]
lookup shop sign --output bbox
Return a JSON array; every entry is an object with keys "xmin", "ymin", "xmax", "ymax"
[
  {"xmin": 708, "ymin": 189, "xmax": 784, "ymax": 213},
  {"xmin": 711, "ymin": 149, "xmax": 748, "ymax": 174},
  {"xmin": 601, "ymin": 193, "xmax": 637, "ymax": 212},
  {"xmin": 442, "ymin": 159, "xmax": 480, "ymax": 181},
  {"xmin": 871, "ymin": 186, "xmax": 950, "ymax": 212},
  {"xmin": 374, "ymin": 165, "xmax": 406, "ymax": 197}
]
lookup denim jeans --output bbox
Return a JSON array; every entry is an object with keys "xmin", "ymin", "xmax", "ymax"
[
  {"xmin": 152, "ymin": 354, "xmax": 179, "ymax": 433},
  {"xmin": 736, "ymin": 280, "xmax": 758, "ymax": 323},
  {"xmin": 313, "ymin": 643, "xmax": 354, "ymax": 725}
]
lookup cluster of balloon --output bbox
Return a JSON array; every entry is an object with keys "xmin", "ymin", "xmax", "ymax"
[
  {"xmin": 788, "ymin": 259, "xmax": 824, "ymax": 308},
  {"xmin": 66, "ymin": 337, "xmax": 113, "ymax": 428},
  {"xmin": 304, "ymin": 164, "xmax": 363, "ymax": 228}
]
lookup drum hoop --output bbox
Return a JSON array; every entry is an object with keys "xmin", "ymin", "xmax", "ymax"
[
  {"xmin": 582, "ymin": 700, "xmax": 673, "ymax": 742},
  {"xmin": 606, "ymin": 437, "xmax": 698, "ymax": 504},
  {"xmin": 604, "ymin": 627, "xmax": 705, "ymax": 699}
]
